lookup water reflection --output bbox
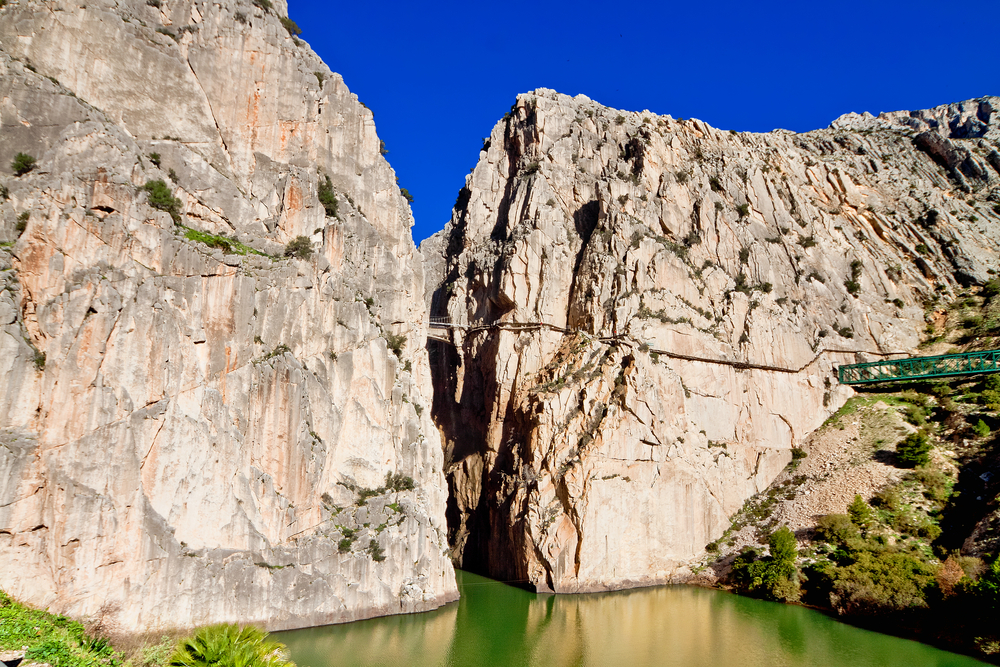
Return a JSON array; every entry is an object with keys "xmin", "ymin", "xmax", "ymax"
[{"xmin": 277, "ymin": 571, "xmax": 985, "ymax": 667}]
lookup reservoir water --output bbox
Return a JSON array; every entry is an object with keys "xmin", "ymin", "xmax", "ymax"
[{"xmin": 277, "ymin": 570, "xmax": 986, "ymax": 667}]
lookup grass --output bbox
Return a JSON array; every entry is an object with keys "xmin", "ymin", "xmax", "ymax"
[
  {"xmin": 182, "ymin": 227, "xmax": 269, "ymax": 257},
  {"xmin": 0, "ymin": 590, "xmax": 122, "ymax": 667}
]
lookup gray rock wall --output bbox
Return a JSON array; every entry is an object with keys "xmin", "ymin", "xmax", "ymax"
[
  {"xmin": 422, "ymin": 90, "xmax": 1000, "ymax": 593},
  {"xmin": 0, "ymin": 0, "xmax": 456, "ymax": 632}
]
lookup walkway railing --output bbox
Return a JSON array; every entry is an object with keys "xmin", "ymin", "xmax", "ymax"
[
  {"xmin": 426, "ymin": 316, "xmax": 909, "ymax": 377},
  {"xmin": 838, "ymin": 349, "xmax": 1000, "ymax": 385}
]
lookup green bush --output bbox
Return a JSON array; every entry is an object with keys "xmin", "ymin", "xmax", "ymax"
[
  {"xmin": 974, "ymin": 557, "xmax": 1000, "ymax": 611},
  {"xmin": 385, "ymin": 471, "xmax": 415, "ymax": 491},
  {"xmin": 252, "ymin": 0, "xmax": 272, "ymax": 11},
  {"xmin": 317, "ymin": 174, "xmax": 338, "ymax": 217},
  {"xmin": 169, "ymin": 624, "xmax": 294, "ymax": 667},
  {"xmin": 974, "ymin": 419, "xmax": 991, "ymax": 437},
  {"xmin": 11, "ymin": 153, "xmax": 37, "ymax": 176},
  {"xmin": 896, "ymin": 431, "xmax": 931, "ymax": 468},
  {"xmin": 367, "ymin": 539, "xmax": 386, "ymax": 562},
  {"xmin": 148, "ymin": 152, "xmax": 161, "ymax": 167},
  {"xmin": 830, "ymin": 550, "xmax": 936, "ymax": 615},
  {"xmin": 283, "ymin": 236, "xmax": 312, "ymax": 260},
  {"xmin": 981, "ymin": 375, "xmax": 1000, "ymax": 408},
  {"xmin": 815, "ymin": 513, "xmax": 860, "ymax": 546},
  {"xmin": 142, "ymin": 179, "xmax": 182, "ymax": 222},
  {"xmin": 844, "ymin": 259, "xmax": 862, "ymax": 296},
  {"xmin": 400, "ymin": 188, "xmax": 413, "ymax": 204},
  {"xmin": 982, "ymin": 278, "xmax": 1000, "ymax": 301},
  {"xmin": 279, "ymin": 17, "xmax": 301, "ymax": 36},
  {"xmin": 16, "ymin": 211, "xmax": 29, "ymax": 233},
  {"xmin": 385, "ymin": 333, "xmax": 406, "ymax": 359},
  {"xmin": 848, "ymin": 495, "xmax": 874, "ymax": 530},
  {"xmin": 732, "ymin": 527, "xmax": 800, "ymax": 602}
]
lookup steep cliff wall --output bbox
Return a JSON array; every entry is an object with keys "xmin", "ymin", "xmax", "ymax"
[
  {"xmin": 0, "ymin": 0, "xmax": 456, "ymax": 631},
  {"xmin": 422, "ymin": 90, "xmax": 1000, "ymax": 592}
]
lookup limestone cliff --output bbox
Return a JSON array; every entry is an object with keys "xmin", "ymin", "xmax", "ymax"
[
  {"xmin": 0, "ymin": 0, "xmax": 456, "ymax": 631},
  {"xmin": 422, "ymin": 90, "xmax": 1000, "ymax": 592}
]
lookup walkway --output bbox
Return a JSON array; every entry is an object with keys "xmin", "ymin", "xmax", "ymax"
[
  {"xmin": 426, "ymin": 316, "xmax": 909, "ymax": 378},
  {"xmin": 838, "ymin": 349, "xmax": 1000, "ymax": 385}
]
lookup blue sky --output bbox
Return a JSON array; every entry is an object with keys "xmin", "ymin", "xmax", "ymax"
[{"xmin": 288, "ymin": 1, "xmax": 999, "ymax": 245}]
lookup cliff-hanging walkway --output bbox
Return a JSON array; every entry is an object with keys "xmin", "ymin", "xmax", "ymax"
[{"xmin": 426, "ymin": 316, "xmax": 912, "ymax": 378}]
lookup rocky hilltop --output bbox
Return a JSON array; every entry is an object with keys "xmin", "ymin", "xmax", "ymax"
[
  {"xmin": 422, "ymin": 90, "xmax": 1000, "ymax": 592},
  {"xmin": 0, "ymin": 0, "xmax": 456, "ymax": 631}
]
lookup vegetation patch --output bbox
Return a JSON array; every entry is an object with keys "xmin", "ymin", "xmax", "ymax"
[
  {"xmin": 182, "ymin": 227, "xmax": 268, "ymax": 257},
  {"xmin": 279, "ymin": 17, "xmax": 301, "ymax": 36},
  {"xmin": 11, "ymin": 153, "xmax": 37, "ymax": 176},
  {"xmin": 283, "ymin": 236, "xmax": 312, "ymax": 260},
  {"xmin": 142, "ymin": 180, "xmax": 182, "ymax": 222}
]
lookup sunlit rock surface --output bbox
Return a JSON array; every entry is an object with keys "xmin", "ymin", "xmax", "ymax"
[
  {"xmin": 422, "ymin": 89, "xmax": 1000, "ymax": 592},
  {"xmin": 0, "ymin": 0, "xmax": 456, "ymax": 632}
]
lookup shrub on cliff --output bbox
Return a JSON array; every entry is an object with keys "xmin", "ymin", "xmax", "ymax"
[
  {"xmin": 142, "ymin": 179, "xmax": 182, "ymax": 222},
  {"xmin": 279, "ymin": 17, "xmax": 301, "ymax": 36},
  {"xmin": 317, "ymin": 175, "xmax": 338, "ymax": 218},
  {"xmin": 284, "ymin": 236, "xmax": 312, "ymax": 260},
  {"xmin": 385, "ymin": 333, "xmax": 406, "ymax": 359},
  {"xmin": 11, "ymin": 153, "xmax": 37, "ymax": 176},
  {"xmin": 169, "ymin": 624, "xmax": 294, "ymax": 667}
]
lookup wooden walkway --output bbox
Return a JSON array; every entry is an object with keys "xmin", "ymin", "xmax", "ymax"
[{"xmin": 426, "ymin": 317, "xmax": 909, "ymax": 378}]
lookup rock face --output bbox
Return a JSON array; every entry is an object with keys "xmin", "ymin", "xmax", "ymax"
[
  {"xmin": 421, "ymin": 90, "xmax": 1000, "ymax": 593},
  {"xmin": 0, "ymin": 0, "xmax": 456, "ymax": 632}
]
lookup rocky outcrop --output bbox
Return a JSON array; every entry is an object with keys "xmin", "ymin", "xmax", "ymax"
[
  {"xmin": 0, "ymin": 0, "xmax": 456, "ymax": 632},
  {"xmin": 422, "ymin": 90, "xmax": 1000, "ymax": 592}
]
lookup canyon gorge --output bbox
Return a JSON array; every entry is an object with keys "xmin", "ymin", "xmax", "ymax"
[{"xmin": 2, "ymin": 0, "xmax": 999, "ymax": 634}]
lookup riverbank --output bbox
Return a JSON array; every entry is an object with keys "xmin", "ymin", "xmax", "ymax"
[{"xmin": 692, "ymin": 306, "xmax": 1000, "ymax": 664}]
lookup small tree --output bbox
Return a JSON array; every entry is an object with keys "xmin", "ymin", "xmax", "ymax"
[
  {"xmin": 896, "ymin": 431, "xmax": 931, "ymax": 468},
  {"xmin": 284, "ymin": 235, "xmax": 312, "ymax": 260},
  {"xmin": 848, "ymin": 494, "xmax": 874, "ymax": 530},
  {"xmin": 11, "ymin": 153, "xmax": 37, "ymax": 176},
  {"xmin": 769, "ymin": 526, "xmax": 798, "ymax": 567}
]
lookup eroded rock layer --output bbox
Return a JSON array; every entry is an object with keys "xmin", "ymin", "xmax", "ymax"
[
  {"xmin": 0, "ymin": 0, "xmax": 456, "ymax": 631},
  {"xmin": 422, "ymin": 90, "xmax": 1000, "ymax": 592}
]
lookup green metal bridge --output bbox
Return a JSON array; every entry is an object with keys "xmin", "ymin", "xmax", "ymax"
[{"xmin": 838, "ymin": 349, "xmax": 1000, "ymax": 385}]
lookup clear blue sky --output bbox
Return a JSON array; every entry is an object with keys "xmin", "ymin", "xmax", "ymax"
[{"xmin": 288, "ymin": 0, "xmax": 999, "ymax": 245}]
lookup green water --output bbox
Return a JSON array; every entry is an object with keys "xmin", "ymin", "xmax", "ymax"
[{"xmin": 277, "ymin": 571, "xmax": 986, "ymax": 667}]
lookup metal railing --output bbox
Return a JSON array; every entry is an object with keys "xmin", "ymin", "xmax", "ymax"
[{"xmin": 838, "ymin": 349, "xmax": 1000, "ymax": 385}]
